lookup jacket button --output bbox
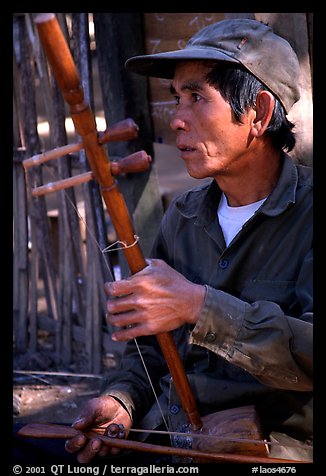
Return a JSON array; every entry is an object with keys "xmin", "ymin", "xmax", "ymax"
[
  {"xmin": 219, "ymin": 259, "xmax": 229, "ymax": 269},
  {"xmin": 170, "ymin": 404, "xmax": 180, "ymax": 415},
  {"xmin": 205, "ymin": 332, "xmax": 216, "ymax": 343}
]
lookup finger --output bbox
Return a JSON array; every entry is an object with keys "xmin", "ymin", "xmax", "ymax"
[
  {"xmin": 76, "ymin": 438, "xmax": 103, "ymax": 464},
  {"xmin": 107, "ymin": 310, "xmax": 142, "ymax": 328},
  {"xmin": 65, "ymin": 434, "xmax": 87, "ymax": 454},
  {"xmin": 104, "ymin": 279, "xmax": 133, "ymax": 297},
  {"xmin": 98, "ymin": 444, "xmax": 121, "ymax": 456},
  {"xmin": 104, "ymin": 260, "xmax": 155, "ymax": 294},
  {"xmin": 72, "ymin": 415, "xmax": 94, "ymax": 430},
  {"xmin": 109, "ymin": 446, "xmax": 121, "ymax": 455},
  {"xmin": 98, "ymin": 445, "xmax": 112, "ymax": 457},
  {"xmin": 112, "ymin": 323, "xmax": 151, "ymax": 341},
  {"xmin": 107, "ymin": 295, "xmax": 138, "ymax": 315},
  {"xmin": 72, "ymin": 398, "xmax": 110, "ymax": 429}
]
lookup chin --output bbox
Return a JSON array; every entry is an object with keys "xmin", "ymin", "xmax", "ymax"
[{"xmin": 187, "ymin": 169, "xmax": 211, "ymax": 180}]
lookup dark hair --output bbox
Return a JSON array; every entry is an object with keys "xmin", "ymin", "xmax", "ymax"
[{"xmin": 205, "ymin": 62, "xmax": 296, "ymax": 152}]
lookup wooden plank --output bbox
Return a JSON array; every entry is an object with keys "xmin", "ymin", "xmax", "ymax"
[
  {"xmin": 13, "ymin": 149, "xmax": 29, "ymax": 350},
  {"xmin": 71, "ymin": 13, "xmax": 113, "ymax": 371},
  {"xmin": 19, "ymin": 14, "xmax": 60, "ymax": 325},
  {"xmin": 29, "ymin": 243, "xmax": 39, "ymax": 352}
]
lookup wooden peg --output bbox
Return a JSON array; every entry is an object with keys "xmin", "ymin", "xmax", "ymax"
[
  {"xmin": 23, "ymin": 118, "xmax": 139, "ymax": 170},
  {"xmin": 31, "ymin": 150, "xmax": 152, "ymax": 197}
]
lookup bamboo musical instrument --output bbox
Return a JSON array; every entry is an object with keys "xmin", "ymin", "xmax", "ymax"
[{"xmin": 34, "ymin": 12, "xmax": 202, "ymax": 431}]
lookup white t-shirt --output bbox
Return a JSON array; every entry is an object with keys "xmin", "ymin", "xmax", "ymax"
[{"xmin": 217, "ymin": 193, "xmax": 266, "ymax": 246}]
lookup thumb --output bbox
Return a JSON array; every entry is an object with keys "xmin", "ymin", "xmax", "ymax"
[{"xmin": 72, "ymin": 414, "xmax": 94, "ymax": 430}]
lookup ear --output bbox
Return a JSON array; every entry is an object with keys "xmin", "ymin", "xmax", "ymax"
[{"xmin": 250, "ymin": 91, "xmax": 275, "ymax": 138}]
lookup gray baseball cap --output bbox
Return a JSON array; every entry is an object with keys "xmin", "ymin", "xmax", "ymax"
[{"xmin": 125, "ymin": 18, "xmax": 301, "ymax": 114}]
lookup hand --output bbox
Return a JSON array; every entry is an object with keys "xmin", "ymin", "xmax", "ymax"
[
  {"xmin": 105, "ymin": 258, "xmax": 206, "ymax": 341},
  {"xmin": 65, "ymin": 396, "xmax": 132, "ymax": 463}
]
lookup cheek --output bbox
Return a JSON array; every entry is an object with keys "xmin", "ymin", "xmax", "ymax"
[
  {"xmin": 203, "ymin": 125, "xmax": 231, "ymax": 154},
  {"xmin": 200, "ymin": 113, "xmax": 228, "ymax": 139},
  {"xmin": 195, "ymin": 106, "xmax": 248, "ymax": 154},
  {"xmin": 204, "ymin": 127, "xmax": 248, "ymax": 161},
  {"xmin": 219, "ymin": 121, "xmax": 250, "ymax": 147}
]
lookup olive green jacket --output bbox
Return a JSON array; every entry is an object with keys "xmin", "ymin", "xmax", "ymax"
[{"xmin": 104, "ymin": 154, "xmax": 313, "ymax": 442}]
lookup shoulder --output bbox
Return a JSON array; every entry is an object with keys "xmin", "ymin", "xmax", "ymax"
[
  {"xmin": 169, "ymin": 180, "xmax": 215, "ymax": 216},
  {"xmin": 295, "ymin": 163, "xmax": 313, "ymax": 189}
]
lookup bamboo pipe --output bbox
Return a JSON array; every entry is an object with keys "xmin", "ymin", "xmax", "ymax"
[
  {"xmin": 34, "ymin": 13, "xmax": 203, "ymax": 430},
  {"xmin": 23, "ymin": 118, "xmax": 139, "ymax": 170}
]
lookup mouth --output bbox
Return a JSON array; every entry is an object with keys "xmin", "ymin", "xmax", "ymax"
[
  {"xmin": 177, "ymin": 143, "xmax": 196, "ymax": 152},
  {"xmin": 177, "ymin": 145, "xmax": 197, "ymax": 158}
]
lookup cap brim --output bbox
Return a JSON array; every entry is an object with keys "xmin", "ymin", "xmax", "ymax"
[{"xmin": 125, "ymin": 47, "xmax": 239, "ymax": 78}]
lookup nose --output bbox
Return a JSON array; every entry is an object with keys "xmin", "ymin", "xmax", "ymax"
[{"xmin": 170, "ymin": 115, "xmax": 187, "ymax": 132}]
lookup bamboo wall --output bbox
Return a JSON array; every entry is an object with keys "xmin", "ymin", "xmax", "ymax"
[{"xmin": 13, "ymin": 13, "xmax": 163, "ymax": 374}]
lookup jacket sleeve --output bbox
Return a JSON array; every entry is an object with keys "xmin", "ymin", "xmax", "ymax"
[{"xmin": 189, "ymin": 249, "xmax": 313, "ymax": 391}]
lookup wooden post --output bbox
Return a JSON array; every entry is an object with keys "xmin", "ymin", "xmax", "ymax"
[
  {"xmin": 16, "ymin": 14, "xmax": 60, "ymax": 352},
  {"xmin": 71, "ymin": 13, "xmax": 113, "ymax": 373},
  {"xmin": 13, "ymin": 148, "xmax": 29, "ymax": 351}
]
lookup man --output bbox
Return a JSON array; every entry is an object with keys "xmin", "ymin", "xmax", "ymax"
[{"xmin": 65, "ymin": 18, "xmax": 313, "ymax": 463}]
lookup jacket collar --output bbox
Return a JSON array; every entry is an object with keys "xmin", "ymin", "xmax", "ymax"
[{"xmin": 175, "ymin": 154, "xmax": 298, "ymax": 226}]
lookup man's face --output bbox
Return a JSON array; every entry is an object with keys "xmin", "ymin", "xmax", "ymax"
[{"xmin": 170, "ymin": 61, "xmax": 256, "ymax": 181}]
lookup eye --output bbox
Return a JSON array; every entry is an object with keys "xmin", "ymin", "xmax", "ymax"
[
  {"xmin": 174, "ymin": 96, "xmax": 180, "ymax": 106},
  {"xmin": 192, "ymin": 93, "xmax": 202, "ymax": 103}
]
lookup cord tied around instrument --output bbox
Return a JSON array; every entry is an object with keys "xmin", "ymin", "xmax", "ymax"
[{"xmin": 102, "ymin": 235, "xmax": 140, "ymax": 253}]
